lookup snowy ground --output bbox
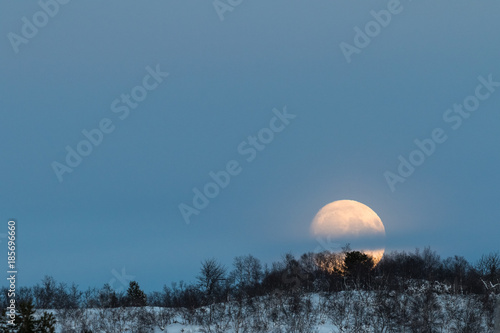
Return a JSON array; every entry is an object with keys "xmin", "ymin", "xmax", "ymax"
[{"xmin": 33, "ymin": 290, "xmax": 499, "ymax": 333}]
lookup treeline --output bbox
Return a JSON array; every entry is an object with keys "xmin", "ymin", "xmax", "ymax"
[{"xmin": 2, "ymin": 246, "xmax": 499, "ymax": 311}]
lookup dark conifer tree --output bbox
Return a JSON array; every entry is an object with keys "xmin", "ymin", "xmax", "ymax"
[{"xmin": 127, "ymin": 281, "xmax": 147, "ymax": 307}]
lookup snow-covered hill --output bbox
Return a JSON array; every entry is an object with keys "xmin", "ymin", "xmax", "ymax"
[{"xmin": 33, "ymin": 285, "xmax": 499, "ymax": 333}]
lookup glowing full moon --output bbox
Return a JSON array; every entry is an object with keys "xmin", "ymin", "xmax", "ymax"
[
  {"xmin": 311, "ymin": 200, "xmax": 386, "ymax": 264},
  {"xmin": 311, "ymin": 200, "xmax": 385, "ymax": 238}
]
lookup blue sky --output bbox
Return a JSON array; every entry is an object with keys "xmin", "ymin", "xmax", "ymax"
[{"xmin": 1, "ymin": 0, "xmax": 499, "ymax": 292}]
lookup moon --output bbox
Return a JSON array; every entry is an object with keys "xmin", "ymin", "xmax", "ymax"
[{"xmin": 311, "ymin": 200, "xmax": 386, "ymax": 264}]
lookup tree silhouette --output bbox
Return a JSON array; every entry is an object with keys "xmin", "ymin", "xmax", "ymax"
[
  {"xmin": 37, "ymin": 312, "xmax": 56, "ymax": 333},
  {"xmin": 343, "ymin": 251, "xmax": 374, "ymax": 285},
  {"xmin": 126, "ymin": 281, "xmax": 147, "ymax": 307},
  {"xmin": 15, "ymin": 299, "xmax": 36, "ymax": 333},
  {"xmin": 197, "ymin": 258, "xmax": 226, "ymax": 304}
]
